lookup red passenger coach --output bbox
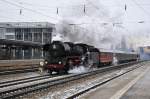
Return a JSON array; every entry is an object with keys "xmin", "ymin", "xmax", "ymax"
[{"xmin": 99, "ymin": 49, "xmax": 113, "ymax": 66}]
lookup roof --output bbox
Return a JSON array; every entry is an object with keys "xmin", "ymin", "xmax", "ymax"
[
  {"xmin": 99, "ymin": 48, "xmax": 138, "ymax": 54},
  {"xmin": 0, "ymin": 22, "xmax": 55, "ymax": 28}
]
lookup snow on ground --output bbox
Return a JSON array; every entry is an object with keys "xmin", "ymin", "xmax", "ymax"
[
  {"xmin": 0, "ymin": 72, "xmax": 45, "ymax": 83},
  {"xmin": 36, "ymin": 63, "xmax": 143, "ymax": 99},
  {"xmin": 38, "ymin": 70, "xmax": 122, "ymax": 99},
  {"xmin": 0, "ymin": 73, "xmax": 71, "ymax": 93}
]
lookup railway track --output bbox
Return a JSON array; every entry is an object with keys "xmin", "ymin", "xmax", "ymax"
[
  {"xmin": 0, "ymin": 61, "xmax": 142, "ymax": 99},
  {"xmin": 0, "ymin": 67, "xmax": 38, "ymax": 75},
  {"xmin": 0, "ymin": 74, "xmax": 55, "ymax": 88},
  {"xmin": 66, "ymin": 62, "xmax": 143, "ymax": 99}
]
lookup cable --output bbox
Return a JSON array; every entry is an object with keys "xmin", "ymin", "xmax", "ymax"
[
  {"xmin": 0, "ymin": 15, "xmax": 20, "ymax": 21},
  {"xmin": 5, "ymin": 0, "xmax": 87, "ymax": 9},
  {"xmin": 18, "ymin": 1, "xmax": 85, "ymax": 8},
  {"xmin": 131, "ymin": 0, "xmax": 150, "ymax": 17},
  {"xmin": 1, "ymin": 0, "xmax": 149, "ymax": 24},
  {"xmin": 85, "ymin": 0, "xmax": 107, "ymax": 15},
  {"xmin": 86, "ymin": 0, "xmax": 99, "ymax": 10},
  {"xmin": 0, "ymin": 0, "xmax": 59, "ymax": 20}
]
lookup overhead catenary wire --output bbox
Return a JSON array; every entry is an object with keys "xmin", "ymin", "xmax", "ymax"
[
  {"xmin": 9, "ymin": 0, "xmax": 104, "ymax": 15},
  {"xmin": 1, "ymin": 0, "xmax": 150, "ymax": 16},
  {"xmin": 5, "ymin": 0, "xmax": 150, "ymax": 9},
  {"xmin": 131, "ymin": 0, "xmax": 150, "ymax": 18},
  {"xmin": 0, "ymin": 0, "xmax": 59, "ymax": 20},
  {"xmin": 85, "ymin": 0, "xmax": 104, "ymax": 15},
  {"xmin": 0, "ymin": 15, "xmax": 20, "ymax": 21},
  {"xmin": 0, "ymin": 0, "xmax": 149, "ymax": 25},
  {"xmin": 4, "ymin": 0, "xmax": 88, "ymax": 9}
]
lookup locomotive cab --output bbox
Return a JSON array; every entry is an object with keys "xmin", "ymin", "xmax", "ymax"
[{"xmin": 73, "ymin": 43, "xmax": 100, "ymax": 68}]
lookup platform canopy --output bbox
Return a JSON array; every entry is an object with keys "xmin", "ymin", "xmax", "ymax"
[{"xmin": 0, "ymin": 39, "xmax": 43, "ymax": 48}]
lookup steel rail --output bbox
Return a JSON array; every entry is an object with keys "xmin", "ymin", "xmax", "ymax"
[
  {"xmin": 0, "ymin": 67, "xmax": 38, "ymax": 75},
  {"xmin": 0, "ymin": 75, "xmax": 53, "ymax": 88},
  {"xmin": 0, "ymin": 61, "xmax": 141, "ymax": 99},
  {"xmin": 66, "ymin": 63, "xmax": 142, "ymax": 99}
]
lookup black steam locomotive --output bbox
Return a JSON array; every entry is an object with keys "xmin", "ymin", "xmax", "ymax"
[{"xmin": 39, "ymin": 41, "xmax": 139, "ymax": 74}]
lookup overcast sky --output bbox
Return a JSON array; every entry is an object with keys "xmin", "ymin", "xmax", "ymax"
[{"xmin": 0, "ymin": 0, "xmax": 150, "ymax": 49}]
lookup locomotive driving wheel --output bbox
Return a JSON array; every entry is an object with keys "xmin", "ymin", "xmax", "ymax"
[
  {"xmin": 48, "ymin": 70, "xmax": 52, "ymax": 75},
  {"xmin": 68, "ymin": 59, "xmax": 73, "ymax": 69},
  {"xmin": 64, "ymin": 65, "xmax": 69, "ymax": 74}
]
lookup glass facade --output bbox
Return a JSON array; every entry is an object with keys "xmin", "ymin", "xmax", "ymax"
[
  {"xmin": 15, "ymin": 28, "xmax": 23, "ymax": 40},
  {"xmin": 0, "ymin": 22, "xmax": 54, "ymax": 59},
  {"xmin": 34, "ymin": 32, "xmax": 42, "ymax": 43},
  {"xmin": 15, "ymin": 47, "xmax": 23, "ymax": 59},
  {"xmin": 43, "ymin": 33, "xmax": 51, "ymax": 44},
  {"xmin": 24, "ymin": 28, "xmax": 32, "ymax": 41},
  {"xmin": 0, "ymin": 28, "xmax": 4, "ymax": 39}
]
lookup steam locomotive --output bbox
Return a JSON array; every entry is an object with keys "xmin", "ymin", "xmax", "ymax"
[{"xmin": 39, "ymin": 41, "xmax": 139, "ymax": 74}]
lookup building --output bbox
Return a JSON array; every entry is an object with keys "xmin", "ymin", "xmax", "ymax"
[
  {"xmin": 0, "ymin": 22, "xmax": 55, "ymax": 59},
  {"xmin": 139, "ymin": 46, "xmax": 150, "ymax": 60}
]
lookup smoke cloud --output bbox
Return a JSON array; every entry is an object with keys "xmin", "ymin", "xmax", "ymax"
[{"xmin": 53, "ymin": 0, "xmax": 136, "ymax": 51}]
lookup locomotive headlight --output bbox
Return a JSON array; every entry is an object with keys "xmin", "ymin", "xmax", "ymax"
[
  {"xmin": 58, "ymin": 61, "xmax": 62, "ymax": 64},
  {"xmin": 45, "ymin": 61, "xmax": 48, "ymax": 64},
  {"xmin": 40, "ymin": 61, "xmax": 44, "ymax": 66},
  {"xmin": 81, "ymin": 56, "xmax": 85, "ymax": 61}
]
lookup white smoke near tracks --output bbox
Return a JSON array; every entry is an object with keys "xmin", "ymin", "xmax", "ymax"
[{"xmin": 68, "ymin": 66, "xmax": 89, "ymax": 74}]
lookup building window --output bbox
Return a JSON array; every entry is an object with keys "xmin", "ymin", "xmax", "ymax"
[
  {"xmin": 24, "ymin": 48, "xmax": 32, "ymax": 59},
  {"xmin": 24, "ymin": 28, "xmax": 32, "ymax": 41},
  {"xmin": 6, "ymin": 28, "xmax": 14, "ymax": 33},
  {"xmin": 24, "ymin": 33, "xmax": 32, "ymax": 41},
  {"xmin": 43, "ymin": 33, "xmax": 51, "ymax": 43},
  {"xmin": 42, "ymin": 28, "xmax": 52, "ymax": 32},
  {"xmin": 33, "ymin": 48, "xmax": 41, "ymax": 58},
  {"xmin": 15, "ymin": 28, "xmax": 23, "ymax": 40},
  {"xmin": 34, "ymin": 33, "xmax": 42, "ymax": 43},
  {"xmin": 6, "ymin": 35, "xmax": 15, "ymax": 40},
  {"xmin": 0, "ymin": 28, "xmax": 4, "ymax": 39},
  {"xmin": 32, "ymin": 28, "xmax": 42, "ymax": 33},
  {"xmin": 23, "ymin": 28, "xmax": 30, "ymax": 33}
]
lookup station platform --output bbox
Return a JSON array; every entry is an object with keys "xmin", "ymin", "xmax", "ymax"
[
  {"xmin": 79, "ymin": 61, "xmax": 150, "ymax": 99},
  {"xmin": 121, "ymin": 66, "xmax": 150, "ymax": 99},
  {"xmin": 0, "ymin": 59, "xmax": 42, "ymax": 67},
  {"xmin": 0, "ymin": 59, "xmax": 42, "ymax": 70}
]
